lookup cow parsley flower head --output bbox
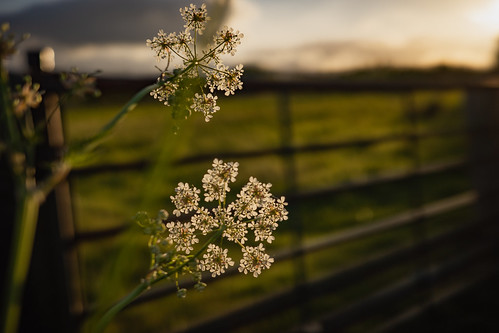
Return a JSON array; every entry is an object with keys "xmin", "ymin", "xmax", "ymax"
[
  {"xmin": 136, "ymin": 159, "xmax": 288, "ymax": 297},
  {"xmin": 180, "ymin": 3, "xmax": 209, "ymax": 34},
  {"xmin": 191, "ymin": 93, "xmax": 220, "ymax": 122},
  {"xmin": 239, "ymin": 244, "xmax": 275, "ymax": 278},
  {"xmin": 170, "ymin": 182, "xmax": 201, "ymax": 217},
  {"xmin": 12, "ymin": 76, "xmax": 43, "ymax": 116},
  {"xmin": 198, "ymin": 244, "xmax": 234, "ymax": 277},
  {"xmin": 202, "ymin": 158, "xmax": 239, "ymax": 202},
  {"xmin": 166, "ymin": 221, "xmax": 199, "ymax": 254},
  {"xmin": 191, "ymin": 207, "xmax": 218, "ymax": 235},
  {"xmin": 146, "ymin": 3, "xmax": 244, "ymax": 122},
  {"xmin": 214, "ymin": 26, "xmax": 244, "ymax": 56}
]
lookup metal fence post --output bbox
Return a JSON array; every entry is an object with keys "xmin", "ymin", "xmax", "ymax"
[
  {"xmin": 18, "ymin": 50, "xmax": 83, "ymax": 332},
  {"xmin": 464, "ymin": 84, "xmax": 499, "ymax": 279},
  {"xmin": 465, "ymin": 84, "xmax": 499, "ymax": 220},
  {"xmin": 403, "ymin": 91, "xmax": 436, "ymax": 329},
  {"xmin": 277, "ymin": 90, "xmax": 311, "ymax": 321}
]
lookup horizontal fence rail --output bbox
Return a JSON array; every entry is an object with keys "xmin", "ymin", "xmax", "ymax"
[
  {"xmin": 178, "ymin": 218, "xmax": 498, "ymax": 333},
  {"xmin": 126, "ymin": 190, "xmax": 477, "ymax": 307},
  {"xmin": 70, "ymin": 127, "xmax": 467, "ymax": 176},
  {"xmin": 71, "ymin": 159, "xmax": 469, "ymax": 243}
]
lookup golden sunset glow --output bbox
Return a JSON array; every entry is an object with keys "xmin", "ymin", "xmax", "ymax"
[
  {"xmin": 470, "ymin": 1, "xmax": 499, "ymax": 31},
  {"xmin": 2, "ymin": 0, "xmax": 499, "ymax": 75}
]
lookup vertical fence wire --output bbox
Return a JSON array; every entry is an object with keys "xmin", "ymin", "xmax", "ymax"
[
  {"xmin": 277, "ymin": 91, "xmax": 311, "ymax": 322},
  {"xmin": 403, "ymin": 91, "xmax": 436, "ymax": 327}
]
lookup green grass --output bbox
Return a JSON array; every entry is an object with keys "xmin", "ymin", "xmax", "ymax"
[{"xmin": 64, "ymin": 88, "xmax": 473, "ymax": 332}]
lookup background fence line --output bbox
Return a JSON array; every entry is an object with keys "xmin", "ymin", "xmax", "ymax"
[
  {"xmin": 83, "ymin": 78, "xmax": 498, "ymax": 332},
  {"xmin": 8, "ymin": 53, "xmax": 498, "ymax": 332}
]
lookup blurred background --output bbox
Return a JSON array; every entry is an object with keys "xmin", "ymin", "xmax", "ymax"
[{"xmin": 1, "ymin": 0, "xmax": 499, "ymax": 332}]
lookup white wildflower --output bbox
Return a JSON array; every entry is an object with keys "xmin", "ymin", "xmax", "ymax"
[
  {"xmin": 230, "ymin": 177, "xmax": 272, "ymax": 219},
  {"xmin": 190, "ymin": 93, "xmax": 220, "ymax": 122},
  {"xmin": 191, "ymin": 207, "xmax": 218, "ymax": 235},
  {"xmin": 166, "ymin": 222, "xmax": 199, "ymax": 254},
  {"xmin": 147, "ymin": 3, "xmax": 244, "ymax": 121},
  {"xmin": 150, "ymin": 81, "xmax": 178, "ymax": 106},
  {"xmin": 198, "ymin": 244, "xmax": 234, "ymax": 277},
  {"xmin": 223, "ymin": 219, "xmax": 248, "ymax": 245},
  {"xmin": 214, "ymin": 26, "xmax": 244, "ymax": 56},
  {"xmin": 180, "ymin": 3, "xmax": 209, "ymax": 34},
  {"xmin": 259, "ymin": 196, "xmax": 289, "ymax": 223},
  {"xmin": 170, "ymin": 182, "xmax": 200, "ymax": 216},
  {"xmin": 239, "ymin": 244, "xmax": 274, "ymax": 277},
  {"xmin": 248, "ymin": 218, "xmax": 278, "ymax": 243},
  {"xmin": 202, "ymin": 159, "xmax": 238, "ymax": 202}
]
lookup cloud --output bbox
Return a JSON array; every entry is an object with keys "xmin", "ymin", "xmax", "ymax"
[
  {"xmin": 2, "ymin": 0, "xmax": 495, "ymax": 75},
  {"xmin": 249, "ymin": 37, "xmax": 495, "ymax": 73},
  {"xmin": 1, "ymin": 0, "xmax": 192, "ymax": 45},
  {"xmin": 1, "ymin": 0, "xmax": 232, "ymax": 75}
]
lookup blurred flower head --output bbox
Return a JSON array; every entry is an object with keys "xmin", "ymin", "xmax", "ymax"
[
  {"xmin": 12, "ymin": 76, "xmax": 43, "ymax": 116},
  {"xmin": 0, "ymin": 22, "xmax": 30, "ymax": 60},
  {"xmin": 60, "ymin": 68, "xmax": 101, "ymax": 98}
]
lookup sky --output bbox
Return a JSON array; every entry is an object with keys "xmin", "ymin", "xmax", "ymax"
[{"xmin": 1, "ymin": 0, "xmax": 499, "ymax": 76}]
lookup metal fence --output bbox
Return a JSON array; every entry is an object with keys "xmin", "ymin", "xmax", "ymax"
[{"xmin": 8, "ymin": 58, "xmax": 499, "ymax": 332}]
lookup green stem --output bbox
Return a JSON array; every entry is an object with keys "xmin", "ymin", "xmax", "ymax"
[
  {"xmin": 68, "ymin": 62, "xmax": 196, "ymax": 164},
  {"xmin": 0, "ymin": 162, "xmax": 70, "ymax": 333},
  {"xmin": 1, "ymin": 190, "xmax": 41, "ymax": 333},
  {"xmin": 74, "ymin": 83, "xmax": 159, "ymax": 156},
  {"xmin": 94, "ymin": 227, "xmax": 225, "ymax": 332},
  {"xmin": 36, "ymin": 162, "xmax": 71, "ymax": 199},
  {"xmin": 93, "ymin": 280, "xmax": 151, "ymax": 333}
]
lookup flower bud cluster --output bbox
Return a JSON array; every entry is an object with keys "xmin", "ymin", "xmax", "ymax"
[
  {"xmin": 0, "ymin": 23, "xmax": 29, "ymax": 60},
  {"xmin": 146, "ymin": 3, "xmax": 244, "ymax": 122},
  {"xmin": 136, "ymin": 159, "xmax": 288, "ymax": 296},
  {"xmin": 12, "ymin": 76, "xmax": 43, "ymax": 116},
  {"xmin": 60, "ymin": 68, "xmax": 101, "ymax": 98}
]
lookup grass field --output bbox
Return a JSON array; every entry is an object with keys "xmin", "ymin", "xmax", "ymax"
[{"xmin": 63, "ymin": 87, "xmax": 472, "ymax": 332}]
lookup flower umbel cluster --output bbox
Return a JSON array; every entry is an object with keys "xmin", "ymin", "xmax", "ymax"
[
  {"xmin": 0, "ymin": 23, "xmax": 29, "ymax": 60},
  {"xmin": 135, "ymin": 159, "xmax": 288, "ymax": 296},
  {"xmin": 11, "ymin": 76, "xmax": 43, "ymax": 116},
  {"xmin": 146, "ymin": 3, "xmax": 244, "ymax": 122},
  {"xmin": 60, "ymin": 68, "xmax": 101, "ymax": 98}
]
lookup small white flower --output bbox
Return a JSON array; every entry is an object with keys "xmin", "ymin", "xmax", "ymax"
[
  {"xmin": 198, "ymin": 244, "xmax": 234, "ymax": 277},
  {"xmin": 239, "ymin": 244, "xmax": 274, "ymax": 277},
  {"xmin": 202, "ymin": 173, "xmax": 227, "ymax": 202},
  {"xmin": 222, "ymin": 64, "xmax": 244, "ymax": 96},
  {"xmin": 209, "ymin": 158, "xmax": 239, "ymax": 183},
  {"xmin": 232, "ymin": 177, "xmax": 272, "ymax": 218},
  {"xmin": 259, "ymin": 196, "xmax": 289, "ymax": 223},
  {"xmin": 150, "ymin": 81, "xmax": 179, "ymax": 106},
  {"xmin": 202, "ymin": 159, "xmax": 238, "ymax": 202},
  {"xmin": 223, "ymin": 219, "xmax": 248, "ymax": 245},
  {"xmin": 166, "ymin": 222, "xmax": 199, "ymax": 254},
  {"xmin": 180, "ymin": 3, "xmax": 209, "ymax": 34},
  {"xmin": 190, "ymin": 93, "xmax": 220, "ymax": 122},
  {"xmin": 206, "ymin": 64, "xmax": 244, "ymax": 96},
  {"xmin": 214, "ymin": 26, "xmax": 244, "ymax": 56},
  {"xmin": 248, "ymin": 218, "xmax": 278, "ymax": 243},
  {"xmin": 146, "ymin": 30, "xmax": 180, "ymax": 61},
  {"xmin": 191, "ymin": 207, "xmax": 218, "ymax": 235},
  {"xmin": 170, "ymin": 182, "xmax": 201, "ymax": 217}
]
